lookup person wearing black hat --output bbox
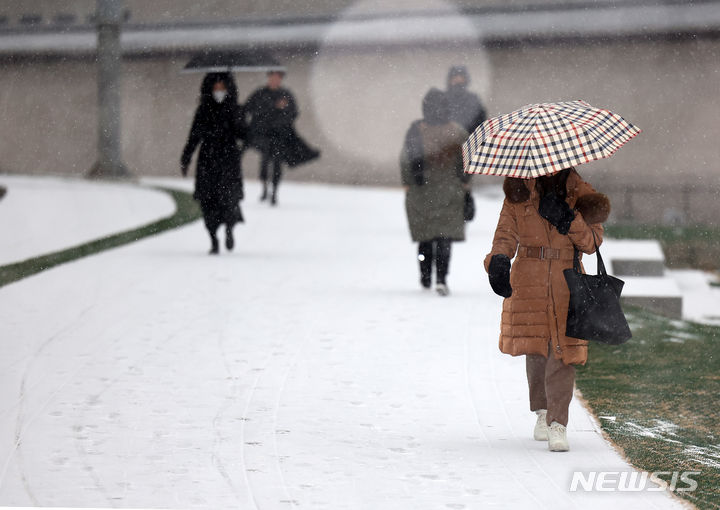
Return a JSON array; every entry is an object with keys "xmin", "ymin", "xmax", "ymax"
[{"xmin": 446, "ymin": 65, "xmax": 487, "ymax": 133}]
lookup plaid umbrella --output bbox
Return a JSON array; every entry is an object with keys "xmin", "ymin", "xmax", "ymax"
[{"xmin": 462, "ymin": 100, "xmax": 640, "ymax": 178}]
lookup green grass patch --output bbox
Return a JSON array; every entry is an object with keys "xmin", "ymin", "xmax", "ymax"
[
  {"xmin": 0, "ymin": 186, "xmax": 201, "ymax": 288},
  {"xmin": 606, "ymin": 223, "xmax": 720, "ymax": 270},
  {"xmin": 576, "ymin": 306, "xmax": 720, "ymax": 509}
]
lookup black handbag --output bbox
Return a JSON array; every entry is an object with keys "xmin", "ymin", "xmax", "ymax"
[
  {"xmin": 563, "ymin": 235, "xmax": 632, "ymax": 345},
  {"xmin": 464, "ymin": 192, "xmax": 476, "ymax": 222}
]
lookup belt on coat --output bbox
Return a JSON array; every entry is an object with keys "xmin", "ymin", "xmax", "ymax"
[{"xmin": 517, "ymin": 246, "xmax": 575, "ymax": 260}]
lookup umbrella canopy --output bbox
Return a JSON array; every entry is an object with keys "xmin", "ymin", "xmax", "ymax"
[
  {"xmin": 462, "ymin": 100, "xmax": 640, "ymax": 178},
  {"xmin": 182, "ymin": 50, "xmax": 286, "ymax": 74}
]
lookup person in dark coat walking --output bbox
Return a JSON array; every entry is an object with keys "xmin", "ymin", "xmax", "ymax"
[
  {"xmin": 400, "ymin": 88, "xmax": 470, "ymax": 296},
  {"xmin": 181, "ymin": 72, "xmax": 247, "ymax": 255},
  {"xmin": 243, "ymin": 71, "xmax": 298, "ymax": 205},
  {"xmin": 445, "ymin": 66, "xmax": 487, "ymax": 133}
]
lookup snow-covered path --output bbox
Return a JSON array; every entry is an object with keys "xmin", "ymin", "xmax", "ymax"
[
  {"xmin": 0, "ymin": 175, "xmax": 175, "ymax": 266},
  {"xmin": 0, "ymin": 180, "xmax": 683, "ymax": 509}
]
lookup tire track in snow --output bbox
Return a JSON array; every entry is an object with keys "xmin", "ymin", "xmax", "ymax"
[
  {"xmin": 0, "ymin": 303, "xmax": 97, "ymax": 418},
  {"xmin": 210, "ymin": 318, "xmax": 249, "ymax": 504},
  {"xmin": 238, "ymin": 347, "xmax": 273, "ymax": 510},
  {"xmin": 1, "ymin": 303, "xmax": 97, "ymax": 504},
  {"xmin": 238, "ymin": 313, "xmax": 320, "ymax": 509},
  {"xmin": 69, "ymin": 326, "xmax": 178, "ymax": 509},
  {"xmin": 3, "ymin": 277, "xmax": 158, "ymax": 506},
  {"xmin": 268, "ymin": 304, "xmax": 354, "ymax": 509}
]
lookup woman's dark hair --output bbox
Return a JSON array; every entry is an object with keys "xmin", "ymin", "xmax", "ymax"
[
  {"xmin": 199, "ymin": 72, "xmax": 238, "ymax": 105},
  {"xmin": 536, "ymin": 167, "xmax": 573, "ymax": 199}
]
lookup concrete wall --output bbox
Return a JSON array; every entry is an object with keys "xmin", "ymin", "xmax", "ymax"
[
  {"xmin": 1, "ymin": 36, "xmax": 719, "ymax": 223},
  {"xmin": 0, "ymin": 44, "xmax": 492, "ymax": 185}
]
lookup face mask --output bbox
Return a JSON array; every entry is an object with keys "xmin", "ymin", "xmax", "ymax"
[{"xmin": 212, "ymin": 90, "xmax": 227, "ymax": 103}]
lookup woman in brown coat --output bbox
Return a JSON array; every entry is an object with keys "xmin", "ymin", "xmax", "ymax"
[{"xmin": 484, "ymin": 167, "xmax": 610, "ymax": 451}]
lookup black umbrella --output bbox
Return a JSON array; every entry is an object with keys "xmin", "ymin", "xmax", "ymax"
[{"xmin": 181, "ymin": 49, "xmax": 286, "ymax": 74}]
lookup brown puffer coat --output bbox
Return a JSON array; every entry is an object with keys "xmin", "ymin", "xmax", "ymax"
[{"xmin": 484, "ymin": 170, "xmax": 611, "ymax": 365}]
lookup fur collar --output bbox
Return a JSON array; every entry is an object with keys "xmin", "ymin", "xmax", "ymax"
[
  {"xmin": 575, "ymin": 192, "xmax": 611, "ymax": 224},
  {"xmin": 502, "ymin": 172, "xmax": 611, "ymax": 224}
]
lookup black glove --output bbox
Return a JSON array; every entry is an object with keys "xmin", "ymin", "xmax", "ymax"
[
  {"xmin": 413, "ymin": 172, "xmax": 425, "ymax": 186},
  {"xmin": 539, "ymin": 192, "xmax": 575, "ymax": 235},
  {"xmin": 488, "ymin": 254, "xmax": 512, "ymax": 298}
]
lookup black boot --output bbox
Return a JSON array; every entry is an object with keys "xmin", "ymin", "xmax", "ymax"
[
  {"xmin": 260, "ymin": 182, "xmax": 268, "ymax": 201},
  {"xmin": 418, "ymin": 241, "xmax": 433, "ymax": 289},
  {"xmin": 209, "ymin": 234, "xmax": 219, "ymax": 255},
  {"xmin": 225, "ymin": 227, "xmax": 234, "ymax": 251},
  {"xmin": 271, "ymin": 186, "xmax": 278, "ymax": 206},
  {"xmin": 435, "ymin": 238, "xmax": 452, "ymax": 295}
]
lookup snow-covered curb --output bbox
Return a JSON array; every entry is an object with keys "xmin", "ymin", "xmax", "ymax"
[{"xmin": 0, "ymin": 175, "xmax": 175, "ymax": 266}]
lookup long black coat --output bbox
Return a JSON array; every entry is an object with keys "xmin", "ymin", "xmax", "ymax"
[
  {"xmin": 243, "ymin": 86, "xmax": 297, "ymax": 155},
  {"xmin": 181, "ymin": 98, "xmax": 246, "ymax": 209},
  {"xmin": 241, "ymin": 86, "xmax": 320, "ymax": 167}
]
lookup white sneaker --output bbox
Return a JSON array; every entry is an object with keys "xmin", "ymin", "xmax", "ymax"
[
  {"xmin": 548, "ymin": 421, "xmax": 569, "ymax": 452},
  {"xmin": 533, "ymin": 410, "xmax": 548, "ymax": 441},
  {"xmin": 436, "ymin": 283, "xmax": 449, "ymax": 296}
]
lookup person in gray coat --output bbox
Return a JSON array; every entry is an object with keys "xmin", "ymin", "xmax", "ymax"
[
  {"xmin": 446, "ymin": 65, "xmax": 487, "ymax": 133},
  {"xmin": 401, "ymin": 88, "xmax": 470, "ymax": 296}
]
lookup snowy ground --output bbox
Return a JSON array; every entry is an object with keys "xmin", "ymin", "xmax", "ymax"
[
  {"xmin": 0, "ymin": 175, "xmax": 175, "ymax": 266},
  {"xmin": 0, "ymin": 178, "xmax": 687, "ymax": 509}
]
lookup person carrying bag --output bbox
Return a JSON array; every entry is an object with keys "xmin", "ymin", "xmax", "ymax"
[{"xmin": 484, "ymin": 167, "xmax": 611, "ymax": 452}]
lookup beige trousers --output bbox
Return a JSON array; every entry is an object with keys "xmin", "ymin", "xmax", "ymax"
[{"xmin": 525, "ymin": 344, "xmax": 575, "ymax": 426}]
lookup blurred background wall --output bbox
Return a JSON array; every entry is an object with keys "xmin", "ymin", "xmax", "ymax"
[{"xmin": 1, "ymin": 0, "xmax": 719, "ymax": 224}]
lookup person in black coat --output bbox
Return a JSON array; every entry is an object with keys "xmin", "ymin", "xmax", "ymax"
[
  {"xmin": 242, "ymin": 71, "xmax": 298, "ymax": 205},
  {"xmin": 445, "ymin": 65, "xmax": 487, "ymax": 133},
  {"xmin": 181, "ymin": 72, "xmax": 247, "ymax": 255}
]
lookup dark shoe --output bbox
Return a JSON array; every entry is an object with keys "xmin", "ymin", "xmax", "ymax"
[
  {"xmin": 271, "ymin": 190, "xmax": 278, "ymax": 206},
  {"xmin": 260, "ymin": 184, "xmax": 268, "ymax": 201},
  {"xmin": 209, "ymin": 237, "xmax": 219, "ymax": 255},
  {"xmin": 436, "ymin": 283, "xmax": 449, "ymax": 296},
  {"xmin": 421, "ymin": 277, "xmax": 432, "ymax": 289},
  {"xmin": 225, "ymin": 228, "xmax": 234, "ymax": 251}
]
